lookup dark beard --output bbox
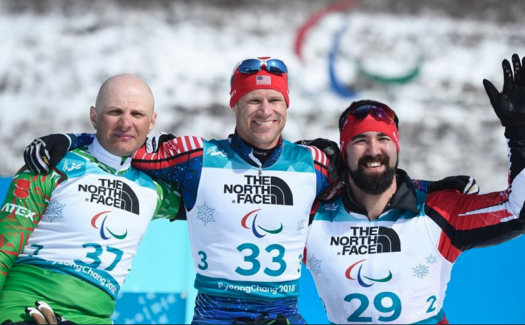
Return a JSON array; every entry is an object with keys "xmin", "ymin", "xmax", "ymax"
[{"xmin": 348, "ymin": 155, "xmax": 398, "ymax": 195}]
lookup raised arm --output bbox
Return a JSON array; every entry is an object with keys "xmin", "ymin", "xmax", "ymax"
[{"xmin": 426, "ymin": 54, "xmax": 525, "ymax": 253}]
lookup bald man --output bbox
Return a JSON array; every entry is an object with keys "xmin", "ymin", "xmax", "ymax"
[
  {"xmin": 0, "ymin": 74, "xmax": 180, "ymax": 324},
  {"xmin": 92, "ymin": 74, "xmax": 157, "ymax": 157}
]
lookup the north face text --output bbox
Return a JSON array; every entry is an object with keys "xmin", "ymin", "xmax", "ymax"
[
  {"xmin": 224, "ymin": 175, "xmax": 293, "ymax": 205},
  {"xmin": 331, "ymin": 226, "xmax": 401, "ymax": 255},
  {"xmin": 78, "ymin": 179, "xmax": 140, "ymax": 214}
]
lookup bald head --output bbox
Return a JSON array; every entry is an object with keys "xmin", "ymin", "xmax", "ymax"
[
  {"xmin": 90, "ymin": 74, "xmax": 157, "ymax": 157},
  {"xmin": 95, "ymin": 74, "xmax": 154, "ymax": 113}
]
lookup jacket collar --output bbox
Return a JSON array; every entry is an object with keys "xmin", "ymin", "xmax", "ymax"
[
  {"xmin": 88, "ymin": 137, "xmax": 132, "ymax": 173},
  {"xmin": 229, "ymin": 133, "xmax": 284, "ymax": 168}
]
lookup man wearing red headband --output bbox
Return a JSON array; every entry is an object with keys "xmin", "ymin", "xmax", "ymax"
[
  {"xmin": 19, "ymin": 57, "xmax": 337, "ymax": 324},
  {"xmin": 19, "ymin": 56, "xmax": 479, "ymax": 324},
  {"xmin": 305, "ymin": 54, "xmax": 525, "ymax": 324},
  {"xmin": 125, "ymin": 56, "xmax": 332, "ymax": 324}
]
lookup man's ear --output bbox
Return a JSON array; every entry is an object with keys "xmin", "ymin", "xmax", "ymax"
[
  {"xmin": 149, "ymin": 111, "xmax": 157, "ymax": 133},
  {"xmin": 90, "ymin": 106, "xmax": 97, "ymax": 129}
]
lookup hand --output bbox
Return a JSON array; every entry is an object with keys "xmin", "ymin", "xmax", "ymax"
[
  {"xmin": 298, "ymin": 138, "xmax": 343, "ymax": 183},
  {"xmin": 24, "ymin": 134, "xmax": 71, "ymax": 174},
  {"xmin": 427, "ymin": 175, "xmax": 479, "ymax": 195},
  {"xmin": 298, "ymin": 138, "xmax": 345, "ymax": 201},
  {"xmin": 2, "ymin": 301, "xmax": 75, "ymax": 324},
  {"xmin": 483, "ymin": 53, "xmax": 525, "ymax": 126},
  {"xmin": 145, "ymin": 132, "xmax": 176, "ymax": 153},
  {"xmin": 25, "ymin": 301, "xmax": 74, "ymax": 324}
]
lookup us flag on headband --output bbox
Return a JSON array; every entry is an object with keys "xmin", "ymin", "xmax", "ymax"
[{"xmin": 256, "ymin": 75, "xmax": 271, "ymax": 85}]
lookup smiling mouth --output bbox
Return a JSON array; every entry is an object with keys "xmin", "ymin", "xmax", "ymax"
[
  {"xmin": 360, "ymin": 161, "xmax": 385, "ymax": 172},
  {"xmin": 254, "ymin": 120, "xmax": 275, "ymax": 126}
]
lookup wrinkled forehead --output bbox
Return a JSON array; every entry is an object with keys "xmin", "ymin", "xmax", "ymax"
[{"xmin": 97, "ymin": 77, "xmax": 154, "ymax": 112}]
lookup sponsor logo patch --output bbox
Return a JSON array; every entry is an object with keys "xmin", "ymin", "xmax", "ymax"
[
  {"xmin": 225, "ymin": 175, "xmax": 293, "ymax": 205},
  {"xmin": 14, "ymin": 179, "xmax": 31, "ymax": 199},
  {"xmin": 1, "ymin": 203, "xmax": 36, "ymax": 222},
  {"xmin": 331, "ymin": 226, "xmax": 401, "ymax": 256},
  {"xmin": 78, "ymin": 179, "xmax": 140, "ymax": 214}
]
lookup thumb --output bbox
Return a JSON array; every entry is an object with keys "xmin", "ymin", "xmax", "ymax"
[
  {"xmin": 483, "ymin": 79, "xmax": 500, "ymax": 108},
  {"xmin": 465, "ymin": 177, "xmax": 480, "ymax": 194},
  {"xmin": 321, "ymin": 146, "xmax": 335, "ymax": 156}
]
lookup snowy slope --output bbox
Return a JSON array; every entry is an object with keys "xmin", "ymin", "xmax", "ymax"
[{"xmin": 1, "ymin": 0, "xmax": 524, "ymax": 194}]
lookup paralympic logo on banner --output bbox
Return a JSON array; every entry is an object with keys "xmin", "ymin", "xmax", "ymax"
[
  {"xmin": 241, "ymin": 209, "xmax": 283, "ymax": 238},
  {"xmin": 294, "ymin": 0, "xmax": 422, "ymax": 98},
  {"xmin": 91, "ymin": 211, "xmax": 128, "ymax": 240},
  {"xmin": 345, "ymin": 259, "xmax": 393, "ymax": 287}
]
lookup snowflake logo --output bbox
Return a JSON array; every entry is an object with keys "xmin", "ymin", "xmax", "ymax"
[
  {"xmin": 413, "ymin": 263, "xmax": 429, "ymax": 279},
  {"xmin": 43, "ymin": 200, "xmax": 65, "ymax": 222},
  {"xmin": 196, "ymin": 202, "xmax": 215, "ymax": 225},
  {"xmin": 308, "ymin": 255, "xmax": 323, "ymax": 276},
  {"xmin": 426, "ymin": 254, "xmax": 438, "ymax": 265},
  {"xmin": 296, "ymin": 218, "xmax": 306, "ymax": 232}
]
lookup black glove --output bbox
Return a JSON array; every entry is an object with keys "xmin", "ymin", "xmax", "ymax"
[
  {"xmin": 2, "ymin": 301, "xmax": 76, "ymax": 324},
  {"xmin": 145, "ymin": 132, "xmax": 176, "ymax": 153},
  {"xmin": 483, "ymin": 53, "xmax": 525, "ymax": 127},
  {"xmin": 24, "ymin": 134, "xmax": 72, "ymax": 174},
  {"xmin": 27, "ymin": 301, "xmax": 75, "ymax": 324},
  {"xmin": 426, "ymin": 175, "xmax": 479, "ymax": 195},
  {"xmin": 297, "ymin": 138, "xmax": 343, "ymax": 183},
  {"xmin": 297, "ymin": 138, "xmax": 345, "ymax": 201}
]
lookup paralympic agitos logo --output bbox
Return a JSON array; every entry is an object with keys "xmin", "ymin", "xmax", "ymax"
[
  {"xmin": 91, "ymin": 211, "xmax": 128, "ymax": 240},
  {"xmin": 345, "ymin": 259, "xmax": 392, "ymax": 287},
  {"xmin": 241, "ymin": 209, "xmax": 283, "ymax": 238}
]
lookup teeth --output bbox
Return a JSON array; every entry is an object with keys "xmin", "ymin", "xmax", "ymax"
[
  {"xmin": 255, "ymin": 121, "xmax": 274, "ymax": 126},
  {"xmin": 368, "ymin": 162, "xmax": 381, "ymax": 167}
]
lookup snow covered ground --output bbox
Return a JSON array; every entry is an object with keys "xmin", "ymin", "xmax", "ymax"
[
  {"xmin": 1, "ymin": 0, "xmax": 523, "ymax": 193},
  {"xmin": 1, "ymin": 0, "xmax": 524, "ymax": 193},
  {"xmin": 1, "ymin": 1, "xmax": 525, "ymax": 324}
]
